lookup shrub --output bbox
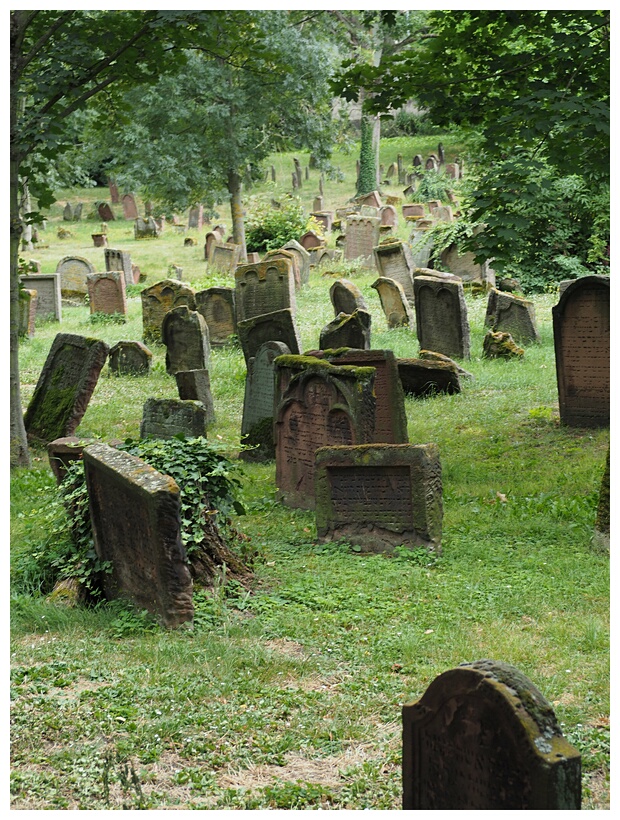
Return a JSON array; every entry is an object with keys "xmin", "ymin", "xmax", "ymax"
[{"xmin": 245, "ymin": 195, "xmax": 307, "ymax": 253}]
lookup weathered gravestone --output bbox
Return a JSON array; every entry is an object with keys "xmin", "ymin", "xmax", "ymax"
[
  {"xmin": 299, "ymin": 230, "xmax": 323, "ymax": 251},
  {"xmin": 282, "ymin": 239, "xmax": 311, "ymax": 286},
  {"xmin": 209, "ymin": 241, "xmax": 241, "ymax": 273},
  {"xmin": 18, "ymin": 289, "xmax": 37, "ymax": 338},
  {"xmin": 63, "ymin": 202, "xmax": 73, "ymax": 221},
  {"xmin": 108, "ymin": 179, "xmax": 119, "ymax": 203},
  {"xmin": 83, "ymin": 443, "xmax": 194, "ymax": 629},
  {"xmin": 397, "ymin": 358, "xmax": 461, "ymax": 397},
  {"xmin": 204, "ymin": 231, "xmax": 221, "ymax": 261},
  {"xmin": 440, "ymin": 243, "xmax": 495, "ymax": 288},
  {"xmin": 371, "ymin": 277, "xmax": 415, "ymax": 329},
  {"xmin": 373, "ymin": 240, "xmax": 416, "ymax": 304},
  {"xmin": 134, "ymin": 216, "xmax": 161, "ymax": 239},
  {"xmin": 19, "ymin": 273, "xmax": 62, "ymax": 321},
  {"xmin": 484, "ymin": 288, "xmax": 540, "ymax": 343},
  {"xmin": 358, "ymin": 190, "xmax": 382, "ymax": 209},
  {"xmin": 552, "ymin": 275, "xmax": 610, "ymax": 427},
  {"xmin": 313, "ymin": 247, "xmax": 342, "ymax": 268},
  {"xmin": 195, "ymin": 287, "xmax": 236, "ymax": 346},
  {"xmin": 445, "ymin": 162, "xmax": 460, "ymax": 180},
  {"xmin": 402, "ymin": 203, "xmax": 425, "ymax": 218},
  {"xmin": 47, "ymin": 436, "xmax": 97, "ymax": 485},
  {"xmin": 56, "ymin": 255, "xmax": 95, "ymax": 296},
  {"xmin": 425, "ymin": 157, "xmax": 438, "ymax": 172},
  {"xmin": 414, "ymin": 275, "xmax": 471, "ymax": 359},
  {"xmin": 402, "ymin": 659, "xmax": 581, "ymax": 809},
  {"xmin": 108, "ymin": 340, "xmax": 152, "ymax": 376},
  {"xmin": 141, "ymin": 279, "xmax": 196, "ymax": 344},
  {"xmin": 175, "ymin": 370, "xmax": 215, "ymax": 424},
  {"xmin": 104, "ymin": 248, "xmax": 134, "ymax": 288},
  {"xmin": 427, "ymin": 199, "xmax": 441, "ymax": 213},
  {"xmin": 319, "ymin": 310, "xmax": 371, "ymax": 351},
  {"xmin": 188, "ymin": 204, "xmax": 204, "ymax": 229},
  {"xmin": 87, "ymin": 272, "xmax": 127, "ymax": 317},
  {"xmin": 329, "ymin": 279, "xmax": 368, "ymax": 317},
  {"xmin": 237, "ymin": 308, "xmax": 301, "ymax": 366},
  {"xmin": 434, "ymin": 205, "xmax": 453, "ymax": 223},
  {"xmin": 313, "ymin": 196, "xmax": 324, "ymax": 212},
  {"xmin": 73, "ymin": 203, "xmax": 83, "ymax": 221},
  {"xmin": 315, "ymin": 443, "xmax": 442, "ymax": 553},
  {"xmin": 235, "ymin": 259, "xmax": 296, "ymax": 324},
  {"xmin": 344, "ymin": 216, "xmax": 380, "ymax": 267},
  {"xmin": 91, "ymin": 233, "xmax": 107, "ymax": 248},
  {"xmin": 262, "ymin": 249, "xmax": 300, "ymax": 291},
  {"xmin": 140, "ymin": 398, "xmax": 207, "ymax": 439},
  {"xmin": 274, "ymin": 356, "xmax": 376, "ymax": 509},
  {"xmin": 311, "ymin": 212, "xmax": 334, "ymax": 233},
  {"xmin": 122, "ymin": 193, "xmax": 139, "ymax": 220},
  {"xmin": 241, "ymin": 341, "xmax": 290, "ymax": 462},
  {"xmin": 379, "ymin": 204, "xmax": 398, "ymax": 228},
  {"xmin": 161, "ymin": 305, "xmax": 210, "ymax": 375},
  {"xmin": 483, "ymin": 330, "xmax": 524, "ymax": 360},
  {"xmin": 24, "ymin": 333, "xmax": 109, "ymax": 443},
  {"xmin": 98, "ymin": 202, "xmax": 115, "ymax": 222}
]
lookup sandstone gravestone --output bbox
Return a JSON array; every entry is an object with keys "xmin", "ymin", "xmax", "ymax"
[
  {"xmin": 371, "ymin": 277, "xmax": 415, "ymax": 329},
  {"xmin": 161, "ymin": 305, "xmax": 210, "ymax": 375},
  {"xmin": 485, "ymin": 288, "xmax": 540, "ymax": 343},
  {"xmin": 209, "ymin": 241, "xmax": 241, "ymax": 273},
  {"xmin": 440, "ymin": 243, "xmax": 495, "ymax": 288},
  {"xmin": 18, "ymin": 289, "xmax": 37, "ymax": 338},
  {"xmin": 299, "ymin": 230, "xmax": 323, "ymax": 250},
  {"xmin": 87, "ymin": 272, "xmax": 127, "ymax": 317},
  {"xmin": 319, "ymin": 310, "xmax": 371, "ymax": 351},
  {"xmin": 379, "ymin": 204, "xmax": 398, "ymax": 228},
  {"xmin": 402, "ymin": 659, "xmax": 581, "ymax": 809},
  {"xmin": 344, "ymin": 216, "xmax": 380, "ymax": 267},
  {"xmin": 414, "ymin": 275, "xmax": 471, "ymax": 359},
  {"xmin": 73, "ymin": 203, "xmax": 83, "ymax": 221},
  {"xmin": 398, "ymin": 358, "xmax": 461, "ymax": 397},
  {"xmin": 313, "ymin": 196, "xmax": 324, "ymax": 212},
  {"xmin": 329, "ymin": 279, "xmax": 368, "ymax": 317},
  {"xmin": 434, "ymin": 205, "xmax": 453, "ymax": 222},
  {"xmin": 175, "ymin": 370, "xmax": 215, "ymax": 424},
  {"xmin": 483, "ymin": 330, "xmax": 524, "ymax": 360},
  {"xmin": 235, "ymin": 259, "xmax": 296, "ymax": 324},
  {"xmin": 63, "ymin": 203, "xmax": 73, "ymax": 221},
  {"xmin": 140, "ymin": 398, "xmax": 207, "ymax": 439},
  {"xmin": 445, "ymin": 162, "xmax": 460, "ymax": 179},
  {"xmin": 315, "ymin": 443, "xmax": 442, "ymax": 553},
  {"xmin": 108, "ymin": 179, "xmax": 119, "ymax": 203},
  {"xmin": 195, "ymin": 287, "xmax": 236, "ymax": 346},
  {"xmin": 83, "ymin": 443, "xmax": 193, "ymax": 629},
  {"xmin": 24, "ymin": 333, "xmax": 109, "ymax": 443},
  {"xmin": 104, "ymin": 248, "xmax": 134, "ymax": 288},
  {"xmin": 92, "ymin": 233, "xmax": 107, "ymax": 248},
  {"xmin": 373, "ymin": 240, "xmax": 416, "ymax": 304},
  {"xmin": 48, "ymin": 436, "xmax": 97, "ymax": 485},
  {"xmin": 237, "ymin": 308, "xmax": 301, "ymax": 366},
  {"xmin": 402, "ymin": 204, "xmax": 425, "ymax": 218},
  {"xmin": 56, "ymin": 255, "xmax": 95, "ymax": 296},
  {"xmin": 358, "ymin": 190, "xmax": 382, "ymax": 209},
  {"xmin": 141, "ymin": 279, "xmax": 196, "ymax": 344},
  {"xmin": 122, "ymin": 193, "xmax": 139, "ymax": 220},
  {"xmin": 282, "ymin": 239, "xmax": 311, "ymax": 286},
  {"xmin": 314, "ymin": 247, "xmax": 342, "ymax": 268},
  {"xmin": 97, "ymin": 202, "xmax": 114, "ymax": 222},
  {"xmin": 262, "ymin": 249, "xmax": 300, "ymax": 291},
  {"xmin": 241, "ymin": 340, "xmax": 290, "ymax": 462},
  {"xmin": 311, "ymin": 212, "xmax": 333, "ymax": 233},
  {"xmin": 204, "ymin": 231, "xmax": 221, "ymax": 261},
  {"xmin": 108, "ymin": 340, "xmax": 152, "ymax": 376},
  {"xmin": 19, "ymin": 273, "xmax": 62, "ymax": 321},
  {"xmin": 553, "ymin": 275, "xmax": 609, "ymax": 427},
  {"xmin": 409, "ymin": 228, "xmax": 435, "ymax": 269},
  {"xmin": 274, "ymin": 356, "xmax": 376, "ymax": 509}
]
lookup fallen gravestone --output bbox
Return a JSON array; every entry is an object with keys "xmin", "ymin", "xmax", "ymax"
[
  {"xmin": 482, "ymin": 330, "xmax": 524, "ymax": 359},
  {"xmin": 209, "ymin": 241, "xmax": 241, "ymax": 273},
  {"xmin": 402, "ymin": 659, "xmax": 581, "ymax": 809},
  {"xmin": 140, "ymin": 398, "xmax": 207, "ymax": 439},
  {"xmin": 141, "ymin": 279, "xmax": 196, "ymax": 345},
  {"xmin": 195, "ymin": 287, "xmax": 236, "ymax": 346},
  {"xmin": 87, "ymin": 272, "xmax": 127, "ymax": 318},
  {"xmin": 108, "ymin": 340, "xmax": 152, "ymax": 376},
  {"xmin": 122, "ymin": 193, "xmax": 139, "ymax": 220},
  {"xmin": 237, "ymin": 308, "xmax": 301, "ymax": 366},
  {"xmin": 19, "ymin": 273, "xmax": 62, "ymax": 321},
  {"xmin": 484, "ymin": 288, "xmax": 540, "ymax": 343},
  {"xmin": 241, "ymin": 340, "xmax": 290, "ymax": 462},
  {"xmin": 371, "ymin": 277, "xmax": 415, "ymax": 329},
  {"xmin": 373, "ymin": 240, "xmax": 416, "ymax": 304},
  {"xmin": 315, "ymin": 443, "xmax": 442, "ymax": 553},
  {"xmin": 56, "ymin": 256, "xmax": 95, "ymax": 297},
  {"xmin": 235, "ymin": 258, "xmax": 296, "ymax": 323},
  {"xmin": 175, "ymin": 370, "xmax": 215, "ymax": 424},
  {"xmin": 344, "ymin": 216, "xmax": 380, "ymax": 267},
  {"xmin": 414, "ymin": 275, "xmax": 470, "ymax": 359},
  {"xmin": 329, "ymin": 279, "xmax": 368, "ymax": 317},
  {"xmin": 24, "ymin": 333, "xmax": 109, "ymax": 443},
  {"xmin": 397, "ymin": 358, "xmax": 461, "ymax": 397},
  {"xmin": 83, "ymin": 442, "xmax": 194, "ymax": 628},
  {"xmin": 319, "ymin": 310, "xmax": 371, "ymax": 351},
  {"xmin": 161, "ymin": 305, "xmax": 210, "ymax": 375}
]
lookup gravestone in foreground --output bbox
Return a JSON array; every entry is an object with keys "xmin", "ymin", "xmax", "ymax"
[
  {"xmin": 414, "ymin": 274, "xmax": 470, "ymax": 359},
  {"xmin": 241, "ymin": 340, "xmax": 290, "ymax": 462},
  {"xmin": 24, "ymin": 333, "xmax": 109, "ymax": 443},
  {"xmin": 402, "ymin": 659, "xmax": 581, "ymax": 809},
  {"xmin": 83, "ymin": 443, "xmax": 193, "ymax": 629}
]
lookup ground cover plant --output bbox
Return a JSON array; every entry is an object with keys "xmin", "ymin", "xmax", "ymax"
[{"xmin": 10, "ymin": 138, "xmax": 609, "ymax": 809}]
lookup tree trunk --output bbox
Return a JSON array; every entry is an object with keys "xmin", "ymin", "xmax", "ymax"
[
  {"xmin": 228, "ymin": 168, "xmax": 247, "ymax": 262},
  {"xmin": 373, "ymin": 115, "xmax": 382, "ymax": 190}
]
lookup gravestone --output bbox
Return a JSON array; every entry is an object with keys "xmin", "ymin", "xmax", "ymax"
[
  {"xmin": 485, "ymin": 289, "xmax": 540, "ymax": 343},
  {"xmin": 434, "ymin": 205, "xmax": 453, "ymax": 222},
  {"xmin": 359, "ymin": 205, "xmax": 379, "ymax": 218},
  {"xmin": 56, "ymin": 255, "xmax": 95, "ymax": 296},
  {"xmin": 314, "ymin": 247, "xmax": 342, "ymax": 268},
  {"xmin": 18, "ymin": 289, "xmax": 37, "ymax": 338},
  {"xmin": 315, "ymin": 443, "xmax": 442, "ymax": 553},
  {"xmin": 237, "ymin": 308, "xmax": 301, "ymax": 366},
  {"xmin": 482, "ymin": 330, "xmax": 524, "ymax": 360},
  {"xmin": 409, "ymin": 227, "xmax": 435, "ymax": 269},
  {"xmin": 414, "ymin": 275, "xmax": 471, "ymax": 359},
  {"xmin": 358, "ymin": 190, "xmax": 382, "ymax": 209},
  {"xmin": 235, "ymin": 258, "xmax": 296, "ymax": 323},
  {"xmin": 262, "ymin": 249, "xmax": 300, "ymax": 291},
  {"xmin": 108, "ymin": 179, "xmax": 119, "ymax": 203},
  {"xmin": 161, "ymin": 305, "xmax": 210, "ymax": 375},
  {"xmin": 204, "ymin": 231, "xmax": 221, "ymax": 261},
  {"xmin": 379, "ymin": 205, "xmax": 398, "ymax": 228},
  {"xmin": 24, "ymin": 333, "xmax": 109, "ymax": 443},
  {"xmin": 299, "ymin": 230, "xmax": 323, "ymax": 250},
  {"xmin": 241, "ymin": 340, "xmax": 290, "ymax": 462},
  {"xmin": 141, "ymin": 279, "xmax": 196, "ymax": 344},
  {"xmin": 440, "ymin": 244, "xmax": 495, "ymax": 288},
  {"xmin": 209, "ymin": 241, "xmax": 241, "ymax": 273},
  {"xmin": 397, "ymin": 358, "xmax": 461, "ymax": 397},
  {"xmin": 386, "ymin": 162, "xmax": 398, "ymax": 178},
  {"xmin": 373, "ymin": 240, "xmax": 416, "ymax": 304},
  {"xmin": 134, "ymin": 216, "xmax": 160, "ymax": 239},
  {"xmin": 48, "ymin": 436, "xmax": 97, "ymax": 485},
  {"xmin": 108, "ymin": 340, "xmax": 152, "ymax": 376},
  {"xmin": 195, "ymin": 287, "xmax": 236, "ymax": 346},
  {"xmin": 87, "ymin": 272, "xmax": 127, "ymax": 317},
  {"xmin": 175, "ymin": 370, "xmax": 215, "ymax": 424},
  {"xmin": 97, "ymin": 202, "xmax": 115, "ymax": 222},
  {"xmin": 344, "ymin": 216, "xmax": 380, "ymax": 267},
  {"xmin": 329, "ymin": 279, "xmax": 368, "ymax": 317},
  {"xmin": 371, "ymin": 277, "xmax": 415, "ymax": 329},
  {"xmin": 402, "ymin": 659, "xmax": 581, "ymax": 809},
  {"xmin": 140, "ymin": 398, "xmax": 207, "ymax": 439},
  {"xmin": 282, "ymin": 239, "xmax": 311, "ymax": 286},
  {"xmin": 122, "ymin": 193, "xmax": 139, "ymax": 220},
  {"xmin": 73, "ymin": 203, "xmax": 83, "ymax": 221},
  {"xmin": 188, "ymin": 204, "xmax": 204, "ymax": 229},
  {"xmin": 83, "ymin": 442, "xmax": 193, "ymax": 629},
  {"xmin": 19, "ymin": 273, "xmax": 62, "ymax": 321},
  {"xmin": 104, "ymin": 248, "xmax": 134, "ymax": 288},
  {"xmin": 594, "ymin": 448, "xmax": 610, "ymax": 549},
  {"xmin": 313, "ymin": 196, "xmax": 324, "ymax": 212},
  {"xmin": 445, "ymin": 162, "xmax": 460, "ymax": 179},
  {"xmin": 425, "ymin": 157, "xmax": 439, "ymax": 172},
  {"xmin": 312, "ymin": 212, "xmax": 333, "ymax": 233},
  {"xmin": 552, "ymin": 275, "xmax": 610, "ymax": 427},
  {"xmin": 92, "ymin": 233, "xmax": 107, "ymax": 248},
  {"xmin": 63, "ymin": 202, "xmax": 73, "ymax": 221},
  {"xmin": 319, "ymin": 310, "xmax": 371, "ymax": 351},
  {"xmin": 402, "ymin": 204, "xmax": 425, "ymax": 219},
  {"xmin": 274, "ymin": 356, "xmax": 376, "ymax": 509}
]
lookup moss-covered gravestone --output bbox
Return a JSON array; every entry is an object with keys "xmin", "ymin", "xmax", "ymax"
[
  {"xmin": 18, "ymin": 288, "xmax": 37, "ymax": 338},
  {"xmin": 329, "ymin": 279, "xmax": 368, "ymax": 317},
  {"xmin": 209, "ymin": 241, "xmax": 241, "ymax": 273},
  {"xmin": 56, "ymin": 255, "xmax": 95, "ymax": 297},
  {"xmin": 235, "ymin": 259, "xmax": 297, "ymax": 324},
  {"xmin": 262, "ymin": 249, "xmax": 300, "ymax": 291},
  {"xmin": 24, "ymin": 333, "xmax": 109, "ymax": 443},
  {"xmin": 485, "ymin": 288, "xmax": 540, "ymax": 343},
  {"xmin": 397, "ymin": 358, "xmax": 461, "ymax": 397},
  {"xmin": 482, "ymin": 330, "xmax": 524, "ymax": 360},
  {"xmin": 237, "ymin": 308, "xmax": 301, "ymax": 366},
  {"xmin": 241, "ymin": 341, "xmax": 290, "ymax": 462},
  {"xmin": 414, "ymin": 275, "xmax": 470, "ymax": 359},
  {"xmin": 161, "ymin": 305, "xmax": 210, "ymax": 376},
  {"xmin": 140, "ymin": 279, "xmax": 196, "ymax": 345},
  {"xmin": 319, "ymin": 310, "xmax": 371, "ymax": 351}
]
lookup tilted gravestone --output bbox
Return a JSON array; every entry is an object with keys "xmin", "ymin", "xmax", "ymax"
[
  {"xmin": 373, "ymin": 240, "xmax": 416, "ymax": 304},
  {"xmin": 241, "ymin": 340, "xmax": 290, "ymax": 462},
  {"xmin": 122, "ymin": 193, "xmax": 139, "ymax": 220},
  {"xmin": 19, "ymin": 273, "xmax": 62, "ymax": 321},
  {"xmin": 315, "ymin": 443, "xmax": 442, "ymax": 553},
  {"xmin": 329, "ymin": 279, "xmax": 368, "ymax": 317},
  {"xmin": 175, "ymin": 370, "xmax": 215, "ymax": 425},
  {"xmin": 56, "ymin": 255, "xmax": 95, "ymax": 296},
  {"xmin": 104, "ymin": 248, "xmax": 134, "ymax": 288},
  {"xmin": 319, "ymin": 310, "xmax": 371, "ymax": 351},
  {"xmin": 140, "ymin": 398, "xmax": 207, "ymax": 439},
  {"xmin": 282, "ymin": 239, "xmax": 311, "ymax": 287},
  {"xmin": 195, "ymin": 287, "xmax": 236, "ymax": 346},
  {"xmin": 141, "ymin": 279, "xmax": 196, "ymax": 344},
  {"xmin": 24, "ymin": 333, "xmax": 109, "ymax": 443},
  {"xmin": 237, "ymin": 308, "xmax": 301, "ymax": 366},
  {"xmin": 262, "ymin": 249, "xmax": 300, "ymax": 291},
  {"xmin": 161, "ymin": 305, "xmax": 210, "ymax": 375},
  {"xmin": 83, "ymin": 443, "xmax": 194, "ymax": 629},
  {"xmin": 108, "ymin": 340, "xmax": 152, "ymax": 376},
  {"xmin": 398, "ymin": 357, "xmax": 462, "ymax": 397},
  {"xmin": 63, "ymin": 202, "xmax": 73, "ymax": 221},
  {"xmin": 18, "ymin": 289, "xmax": 37, "ymax": 338},
  {"xmin": 552, "ymin": 275, "xmax": 609, "ymax": 427},
  {"xmin": 440, "ymin": 243, "xmax": 495, "ymax": 288},
  {"xmin": 235, "ymin": 259, "xmax": 296, "ymax": 324},
  {"xmin": 98, "ymin": 202, "xmax": 115, "ymax": 222},
  {"xmin": 209, "ymin": 241, "xmax": 241, "ymax": 273},
  {"xmin": 484, "ymin": 288, "xmax": 540, "ymax": 343},
  {"xmin": 371, "ymin": 277, "xmax": 415, "ymax": 329},
  {"xmin": 402, "ymin": 659, "xmax": 581, "ymax": 809},
  {"xmin": 344, "ymin": 216, "xmax": 380, "ymax": 267},
  {"xmin": 87, "ymin": 272, "xmax": 127, "ymax": 317},
  {"xmin": 274, "ymin": 355, "xmax": 376, "ymax": 509},
  {"xmin": 414, "ymin": 275, "xmax": 471, "ymax": 359}
]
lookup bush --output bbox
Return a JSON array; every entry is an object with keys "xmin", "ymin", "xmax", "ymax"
[
  {"xmin": 245, "ymin": 195, "xmax": 307, "ymax": 253},
  {"xmin": 381, "ymin": 110, "xmax": 440, "ymax": 138}
]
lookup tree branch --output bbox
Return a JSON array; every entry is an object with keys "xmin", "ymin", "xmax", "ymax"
[{"xmin": 20, "ymin": 11, "xmax": 73, "ymax": 72}]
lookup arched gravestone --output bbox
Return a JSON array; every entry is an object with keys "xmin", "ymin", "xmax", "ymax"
[
  {"xmin": 161, "ymin": 305, "xmax": 210, "ymax": 375},
  {"xmin": 329, "ymin": 279, "xmax": 368, "ymax": 317},
  {"xmin": 237, "ymin": 308, "xmax": 301, "ymax": 366},
  {"xmin": 87, "ymin": 272, "xmax": 127, "ymax": 317},
  {"xmin": 195, "ymin": 287, "xmax": 236, "ymax": 346},
  {"xmin": 98, "ymin": 202, "xmax": 115, "ymax": 221},
  {"xmin": 56, "ymin": 255, "xmax": 95, "ymax": 296},
  {"xmin": 402, "ymin": 660, "xmax": 581, "ymax": 810},
  {"xmin": 122, "ymin": 193, "xmax": 139, "ymax": 219},
  {"xmin": 140, "ymin": 279, "xmax": 196, "ymax": 344},
  {"xmin": 241, "ymin": 340, "xmax": 291, "ymax": 462},
  {"xmin": 282, "ymin": 239, "xmax": 311, "ymax": 286},
  {"xmin": 235, "ymin": 259, "xmax": 296, "ymax": 323},
  {"xmin": 552, "ymin": 275, "xmax": 609, "ymax": 427},
  {"xmin": 414, "ymin": 275, "xmax": 470, "ymax": 359},
  {"xmin": 108, "ymin": 340, "xmax": 152, "ymax": 376},
  {"xmin": 344, "ymin": 216, "xmax": 380, "ymax": 267},
  {"xmin": 379, "ymin": 204, "xmax": 398, "ymax": 228},
  {"xmin": 371, "ymin": 277, "xmax": 415, "ymax": 330},
  {"xmin": 299, "ymin": 230, "xmax": 323, "ymax": 250},
  {"xmin": 262, "ymin": 249, "xmax": 300, "ymax": 291},
  {"xmin": 204, "ymin": 231, "xmax": 221, "ymax": 261}
]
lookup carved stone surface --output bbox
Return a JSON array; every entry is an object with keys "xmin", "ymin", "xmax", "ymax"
[
  {"xmin": 282, "ymin": 239, "xmax": 311, "ymax": 286},
  {"xmin": 440, "ymin": 244, "xmax": 495, "ymax": 287},
  {"xmin": 241, "ymin": 341, "xmax": 290, "ymax": 462},
  {"xmin": 19, "ymin": 273, "xmax": 62, "ymax": 321},
  {"xmin": 371, "ymin": 277, "xmax": 415, "ymax": 329},
  {"xmin": 209, "ymin": 242, "xmax": 241, "ymax": 273},
  {"xmin": 87, "ymin": 272, "xmax": 127, "ymax": 317},
  {"xmin": 47, "ymin": 435, "xmax": 97, "ymax": 484},
  {"xmin": 315, "ymin": 443, "xmax": 442, "ymax": 553},
  {"xmin": 344, "ymin": 216, "xmax": 380, "ymax": 266},
  {"xmin": 485, "ymin": 288, "xmax": 540, "ymax": 343},
  {"xmin": 379, "ymin": 204, "xmax": 398, "ymax": 228},
  {"xmin": 56, "ymin": 256, "xmax": 95, "ymax": 296},
  {"xmin": 373, "ymin": 240, "xmax": 415, "ymax": 304},
  {"xmin": 98, "ymin": 202, "xmax": 115, "ymax": 222},
  {"xmin": 553, "ymin": 275, "xmax": 610, "ymax": 427},
  {"xmin": 235, "ymin": 259, "xmax": 296, "ymax": 323},
  {"xmin": 141, "ymin": 279, "xmax": 196, "ymax": 344},
  {"xmin": 104, "ymin": 248, "xmax": 134, "ymax": 289},
  {"xmin": 108, "ymin": 340, "xmax": 152, "ymax": 376},
  {"xmin": 237, "ymin": 308, "xmax": 301, "ymax": 366},
  {"xmin": 329, "ymin": 279, "xmax": 368, "ymax": 317},
  {"xmin": 161, "ymin": 305, "xmax": 210, "ymax": 375},
  {"xmin": 319, "ymin": 310, "xmax": 371, "ymax": 351},
  {"xmin": 261, "ymin": 249, "xmax": 300, "ymax": 291},
  {"xmin": 402, "ymin": 659, "xmax": 581, "ymax": 809},
  {"xmin": 195, "ymin": 287, "xmax": 236, "ymax": 346},
  {"xmin": 414, "ymin": 275, "xmax": 471, "ymax": 359},
  {"xmin": 299, "ymin": 230, "xmax": 323, "ymax": 250},
  {"xmin": 175, "ymin": 370, "xmax": 215, "ymax": 424},
  {"xmin": 122, "ymin": 193, "xmax": 139, "ymax": 220},
  {"xmin": 140, "ymin": 398, "xmax": 207, "ymax": 439},
  {"xmin": 83, "ymin": 442, "xmax": 194, "ymax": 629},
  {"xmin": 409, "ymin": 228, "xmax": 435, "ymax": 269}
]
